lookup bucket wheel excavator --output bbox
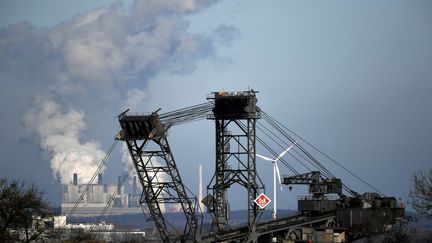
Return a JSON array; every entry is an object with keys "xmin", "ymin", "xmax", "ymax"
[{"xmin": 114, "ymin": 90, "xmax": 404, "ymax": 243}]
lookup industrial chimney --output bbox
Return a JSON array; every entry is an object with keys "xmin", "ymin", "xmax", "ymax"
[
  {"xmin": 199, "ymin": 164, "xmax": 203, "ymax": 211},
  {"xmin": 133, "ymin": 176, "xmax": 137, "ymax": 197},
  {"xmin": 73, "ymin": 173, "xmax": 78, "ymax": 186},
  {"xmin": 98, "ymin": 173, "xmax": 103, "ymax": 185},
  {"xmin": 118, "ymin": 176, "xmax": 122, "ymax": 195}
]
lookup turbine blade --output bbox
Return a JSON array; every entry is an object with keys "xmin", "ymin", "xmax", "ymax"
[
  {"xmin": 274, "ymin": 162, "xmax": 283, "ymax": 191},
  {"xmin": 274, "ymin": 141, "xmax": 298, "ymax": 162},
  {"xmin": 256, "ymin": 154, "xmax": 274, "ymax": 162}
]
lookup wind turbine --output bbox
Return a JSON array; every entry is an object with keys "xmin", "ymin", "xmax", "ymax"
[{"xmin": 256, "ymin": 141, "xmax": 297, "ymax": 220}]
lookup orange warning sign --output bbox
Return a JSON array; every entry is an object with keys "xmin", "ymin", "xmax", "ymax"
[{"xmin": 254, "ymin": 193, "xmax": 271, "ymax": 209}]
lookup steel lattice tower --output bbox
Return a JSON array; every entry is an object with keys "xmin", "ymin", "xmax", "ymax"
[
  {"xmin": 117, "ymin": 112, "xmax": 200, "ymax": 243},
  {"xmin": 206, "ymin": 90, "xmax": 264, "ymax": 241}
]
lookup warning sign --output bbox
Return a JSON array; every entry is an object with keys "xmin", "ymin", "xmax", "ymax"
[{"xmin": 254, "ymin": 193, "xmax": 271, "ymax": 209}]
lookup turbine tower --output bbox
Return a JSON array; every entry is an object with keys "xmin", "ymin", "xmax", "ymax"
[{"xmin": 257, "ymin": 141, "xmax": 297, "ymax": 220}]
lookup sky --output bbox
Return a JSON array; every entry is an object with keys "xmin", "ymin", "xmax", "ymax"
[{"xmin": 0, "ymin": 0, "xmax": 431, "ymax": 214}]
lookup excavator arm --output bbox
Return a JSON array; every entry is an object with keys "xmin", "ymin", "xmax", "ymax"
[{"xmin": 283, "ymin": 171, "xmax": 342, "ymax": 197}]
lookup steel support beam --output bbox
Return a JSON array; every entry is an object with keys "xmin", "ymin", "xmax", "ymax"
[
  {"xmin": 206, "ymin": 91, "xmax": 263, "ymax": 242},
  {"xmin": 125, "ymin": 139, "xmax": 170, "ymax": 242},
  {"xmin": 119, "ymin": 113, "xmax": 200, "ymax": 243}
]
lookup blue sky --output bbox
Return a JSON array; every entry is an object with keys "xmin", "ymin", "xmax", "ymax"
[{"xmin": 0, "ymin": 0, "xmax": 431, "ymax": 213}]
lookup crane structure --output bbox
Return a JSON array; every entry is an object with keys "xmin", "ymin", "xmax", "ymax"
[
  {"xmin": 205, "ymin": 91, "xmax": 264, "ymax": 240},
  {"xmin": 283, "ymin": 171, "xmax": 343, "ymax": 198},
  {"xmin": 116, "ymin": 110, "xmax": 201, "ymax": 242},
  {"xmin": 112, "ymin": 90, "xmax": 404, "ymax": 243}
]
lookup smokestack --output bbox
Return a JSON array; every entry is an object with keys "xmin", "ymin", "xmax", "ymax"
[
  {"xmin": 118, "ymin": 176, "xmax": 122, "ymax": 195},
  {"xmin": 199, "ymin": 164, "xmax": 203, "ymax": 211},
  {"xmin": 133, "ymin": 176, "xmax": 137, "ymax": 197},
  {"xmin": 98, "ymin": 173, "xmax": 103, "ymax": 185},
  {"xmin": 73, "ymin": 173, "xmax": 78, "ymax": 186}
]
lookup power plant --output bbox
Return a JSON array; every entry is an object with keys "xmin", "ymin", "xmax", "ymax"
[
  {"xmin": 62, "ymin": 90, "xmax": 404, "ymax": 242},
  {"xmin": 61, "ymin": 173, "xmax": 142, "ymax": 216}
]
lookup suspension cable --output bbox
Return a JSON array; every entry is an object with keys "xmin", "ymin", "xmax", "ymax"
[
  {"xmin": 256, "ymin": 122, "xmax": 313, "ymax": 172},
  {"xmin": 90, "ymin": 162, "xmax": 134, "ymax": 232},
  {"xmin": 159, "ymin": 102, "xmax": 212, "ymax": 127},
  {"xmin": 63, "ymin": 140, "xmax": 119, "ymax": 227},
  {"xmin": 261, "ymin": 112, "xmax": 335, "ymax": 179},
  {"xmin": 257, "ymin": 116, "xmax": 355, "ymax": 195},
  {"xmin": 262, "ymin": 110, "xmax": 385, "ymax": 196},
  {"xmin": 237, "ymin": 120, "xmax": 300, "ymax": 175},
  {"xmin": 261, "ymin": 112, "xmax": 357, "ymax": 195}
]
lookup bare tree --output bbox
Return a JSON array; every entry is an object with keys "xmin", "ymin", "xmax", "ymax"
[
  {"xmin": 410, "ymin": 170, "xmax": 432, "ymax": 217},
  {"xmin": 0, "ymin": 178, "xmax": 52, "ymax": 242},
  {"xmin": 381, "ymin": 222, "xmax": 411, "ymax": 243}
]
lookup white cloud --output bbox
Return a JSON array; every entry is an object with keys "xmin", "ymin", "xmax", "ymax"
[
  {"xmin": 24, "ymin": 96, "xmax": 106, "ymax": 184},
  {"xmin": 1, "ymin": 0, "xmax": 237, "ymax": 188},
  {"xmin": 124, "ymin": 88, "xmax": 148, "ymax": 110},
  {"xmin": 0, "ymin": 0, "xmax": 232, "ymax": 97}
]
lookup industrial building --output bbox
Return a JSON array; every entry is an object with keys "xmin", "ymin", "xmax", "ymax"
[
  {"xmin": 52, "ymin": 216, "xmax": 147, "ymax": 241},
  {"xmin": 61, "ymin": 173, "xmax": 143, "ymax": 216}
]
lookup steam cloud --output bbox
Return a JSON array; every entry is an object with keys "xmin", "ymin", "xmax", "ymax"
[
  {"xmin": 24, "ymin": 97, "xmax": 106, "ymax": 184},
  {"xmin": 1, "ymin": 0, "xmax": 235, "ymax": 185},
  {"xmin": 120, "ymin": 89, "xmax": 177, "ymax": 212}
]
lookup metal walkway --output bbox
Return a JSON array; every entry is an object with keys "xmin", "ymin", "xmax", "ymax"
[{"xmin": 202, "ymin": 212, "xmax": 336, "ymax": 242}]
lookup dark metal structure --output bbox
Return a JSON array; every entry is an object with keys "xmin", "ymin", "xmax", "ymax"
[
  {"xmin": 201, "ymin": 212, "xmax": 336, "ymax": 242},
  {"xmin": 283, "ymin": 171, "xmax": 343, "ymax": 214},
  {"xmin": 116, "ymin": 111, "xmax": 200, "ymax": 243},
  {"xmin": 282, "ymin": 171, "xmax": 404, "ymax": 241},
  {"xmin": 283, "ymin": 171, "xmax": 343, "ymax": 198},
  {"xmin": 206, "ymin": 91, "xmax": 264, "ymax": 241},
  {"xmin": 111, "ymin": 90, "xmax": 404, "ymax": 243}
]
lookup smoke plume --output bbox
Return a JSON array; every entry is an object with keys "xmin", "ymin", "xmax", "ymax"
[
  {"xmin": 1, "ymin": 0, "xmax": 236, "ymax": 185},
  {"xmin": 24, "ymin": 96, "xmax": 106, "ymax": 184},
  {"xmin": 120, "ymin": 89, "xmax": 177, "ymax": 212}
]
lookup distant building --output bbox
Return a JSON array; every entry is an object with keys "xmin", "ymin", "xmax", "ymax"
[
  {"xmin": 53, "ymin": 215, "xmax": 114, "ymax": 231},
  {"xmin": 53, "ymin": 216, "xmax": 146, "ymax": 241},
  {"xmin": 61, "ymin": 173, "xmax": 142, "ymax": 216}
]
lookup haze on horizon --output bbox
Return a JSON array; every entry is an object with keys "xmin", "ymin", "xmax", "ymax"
[{"xmin": 0, "ymin": 0, "xmax": 431, "ymax": 211}]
